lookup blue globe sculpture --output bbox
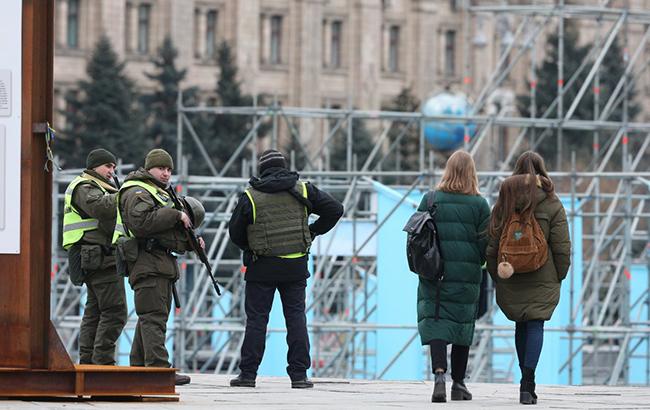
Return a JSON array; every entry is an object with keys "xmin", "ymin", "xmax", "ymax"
[{"xmin": 422, "ymin": 93, "xmax": 476, "ymax": 151}]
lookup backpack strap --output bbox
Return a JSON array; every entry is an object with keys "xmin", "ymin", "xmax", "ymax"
[{"xmin": 426, "ymin": 190, "xmax": 438, "ymax": 214}]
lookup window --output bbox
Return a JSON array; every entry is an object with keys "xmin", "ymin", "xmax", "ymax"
[
  {"xmin": 330, "ymin": 21, "xmax": 342, "ymax": 68},
  {"xmin": 67, "ymin": 0, "xmax": 79, "ymax": 48},
  {"xmin": 205, "ymin": 10, "xmax": 218, "ymax": 59},
  {"xmin": 388, "ymin": 25, "xmax": 400, "ymax": 72},
  {"xmin": 270, "ymin": 15, "xmax": 283, "ymax": 65},
  {"xmin": 260, "ymin": 13, "xmax": 285, "ymax": 66},
  {"xmin": 137, "ymin": 4, "xmax": 151, "ymax": 54},
  {"xmin": 444, "ymin": 30, "xmax": 456, "ymax": 76}
]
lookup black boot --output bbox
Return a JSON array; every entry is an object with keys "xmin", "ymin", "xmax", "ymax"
[
  {"xmin": 519, "ymin": 367, "xmax": 537, "ymax": 405},
  {"xmin": 175, "ymin": 373, "xmax": 191, "ymax": 386},
  {"xmin": 291, "ymin": 377, "xmax": 314, "ymax": 389},
  {"xmin": 431, "ymin": 371, "xmax": 446, "ymax": 403},
  {"xmin": 450, "ymin": 380, "xmax": 472, "ymax": 401},
  {"xmin": 230, "ymin": 374, "xmax": 256, "ymax": 387}
]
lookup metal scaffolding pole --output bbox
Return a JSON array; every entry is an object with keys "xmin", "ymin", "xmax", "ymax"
[{"xmin": 48, "ymin": 1, "xmax": 650, "ymax": 385}]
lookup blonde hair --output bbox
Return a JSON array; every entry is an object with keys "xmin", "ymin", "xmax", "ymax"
[{"xmin": 437, "ymin": 150, "xmax": 480, "ymax": 195}]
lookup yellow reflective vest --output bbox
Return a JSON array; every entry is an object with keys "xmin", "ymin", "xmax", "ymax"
[
  {"xmin": 112, "ymin": 180, "xmax": 175, "ymax": 244},
  {"xmin": 62, "ymin": 175, "xmax": 107, "ymax": 250}
]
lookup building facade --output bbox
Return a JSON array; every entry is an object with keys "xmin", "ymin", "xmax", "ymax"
[
  {"xmin": 53, "ymin": 1, "xmax": 486, "ymax": 117},
  {"xmin": 53, "ymin": 0, "xmax": 650, "ymax": 161}
]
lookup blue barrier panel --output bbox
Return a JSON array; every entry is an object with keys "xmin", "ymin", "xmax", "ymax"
[
  {"xmin": 493, "ymin": 197, "xmax": 583, "ymax": 385},
  {"xmin": 629, "ymin": 263, "xmax": 649, "ymax": 385},
  {"xmin": 211, "ymin": 289, "xmax": 232, "ymax": 366},
  {"xmin": 375, "ymin": 185, "xmax": 425, "ymax": 380}
]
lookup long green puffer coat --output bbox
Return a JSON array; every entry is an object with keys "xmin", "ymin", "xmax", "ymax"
[
  {"xmin": 486, "ymin": 186, "xmax": 571, "ymax": 322},
  {"xmin": 416, "ymin": 190, "xmax": 491, "ymax": 346}
]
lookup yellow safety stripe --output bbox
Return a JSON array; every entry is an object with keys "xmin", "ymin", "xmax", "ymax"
[
  {"xmin": 245, "ymin": 190, "xmax": 256, "ymax": 223},
  {"xmin": 62, "ymin": 220, "xmax": 99, "ymax": 232}
]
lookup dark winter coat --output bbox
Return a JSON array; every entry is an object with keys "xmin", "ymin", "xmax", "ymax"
[
  {"xmin": 486, "ymin": 183, "xmax": 571, "ymax": 322},
  {"xmin": 416, "ymin": 190, "xmax": 491, "ymax": 346},
  {"xmin": 228, "ymin": 167, "xmax": 344, "ymax": 282},
  {"xmin": 71, "ymin": 169, "xmax": 120, "ymax": 284},
  {"xmin": 118, "ymin": 168, "xmax": 190, "ymax": 287}
]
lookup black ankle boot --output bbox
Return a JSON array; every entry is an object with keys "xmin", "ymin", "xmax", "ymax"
[
  {"xmin": 519, "ymin": 367, "xmax": 537, "ymax": 405},
  {"xmin": 451, "ymin": 380, "xmax": 472, "ymax": 401},
  {"xmin": 431, "ymin": 371, "xmax": 446, "ymax": 403}
]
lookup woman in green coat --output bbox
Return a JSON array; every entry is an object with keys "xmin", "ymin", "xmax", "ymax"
[
  {"xmin": 486, "ymin": 151, "xmax": 571, "ymax": 405},
  {"xmin": 416, "ymin": 150, "xmax": 491, "ymax": 403}
]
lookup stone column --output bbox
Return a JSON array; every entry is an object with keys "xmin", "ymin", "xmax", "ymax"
[
  {"xmin": 295, "ymin": 0, "xmax": 324, "ymax": 151},
  {"xmin": 354, "ymin": 0, "xmax": 381, "ymax": 110},
  {"xmin": 169, "ymin": 0, "xmax": 193, "ymax": 64},
  {"xmin": 322, "ymin": 17, "xmax": 331, "ymax": 68},
  {"xmin": 196, "ymin": 8, "xmax": 206, "ymax": 60},
  {"xmin": 261, "ymin": 13, "xmax": 270, "ymax": 65},
  {"xmin": 413, "ymin": 0, "xmax": 438, "ymax": 99},
  {"xmin": 127, "ymin": 2, "xmax": 138, "ymax": 53},
  {"xmin": 234, "ymin": 0, "xmax": 261, "ymax": 96},
  {"xmin": 56, "ymin": 0, "xmax": 67, "ymax": 48},
  {"xmin": 100, "ymin": 0, "xmax": 125, "ymax": 56}
]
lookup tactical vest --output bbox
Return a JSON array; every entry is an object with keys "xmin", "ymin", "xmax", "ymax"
[
  {"xmin": 62, "ymin": 175, "xmax": 108, "ymax": 250},
  {"xmin": 112, "ymin": 180, "xmax": 175, "ymax": 244},
  {"xmin": 245, "ymin": 181, "xmax": 311, "ymax": 258}
]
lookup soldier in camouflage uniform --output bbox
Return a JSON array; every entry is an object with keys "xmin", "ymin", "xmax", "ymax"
[
  {"xmin": 62, "ymin": 148, "xmax": 127, "ymax": 365},
  {"xmin": 113, "ymin": 148, "xmax": 199, "ymax": 385}
]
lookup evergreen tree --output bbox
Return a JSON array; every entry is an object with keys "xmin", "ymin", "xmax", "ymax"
[
  {"xmin": 382, "ymin": 87, "xmax": 420, "ymax": 172},
  {"xmin": 142, "ymin": 36, "xmax": 199, "ymax": 156},
  {"xmin": 329, "ymin": 117, "xmax": 375, "ymax": 171},
  {"xmin": 196, "ymin": 41, "xmax": 267, "ymax": 175},
  {"xmin": 60, "ymin": 36, "xmax": 144, "ymax": 168},
  {"xmin": 517, "ymin": 22, "xmax": 639, "ymax": 161}
]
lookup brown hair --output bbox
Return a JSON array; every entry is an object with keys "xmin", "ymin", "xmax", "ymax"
[
  {"xmin": 512, "ymin": 151, "xmax": 555, "ymax": 195},
  {"xmin": 488, "ymin": 174, "xmax": 537, "ymax": 238},
  {"xmin": 437, "ymin": 150, "xmax": 480, "ymax": 195}
]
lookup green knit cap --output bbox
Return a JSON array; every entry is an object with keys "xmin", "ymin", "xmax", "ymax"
[
  {"xmin": 86, "ymin": 148, "xmax": 117, "ymax": 170},
  {"xmin": 145, "ymin": 148, "xmax": 174, "ymax": 170}
]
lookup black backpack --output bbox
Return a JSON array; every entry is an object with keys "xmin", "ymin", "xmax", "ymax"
[{"xmin": 403, "ymin": 191, "xmax": 444, "ymax": 281}]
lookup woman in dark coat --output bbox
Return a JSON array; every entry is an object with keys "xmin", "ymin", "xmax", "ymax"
[
  {"xmin": 416, "ymin": 150, "xmax": 490, "ymax": 403},
  {"xmin": 486, "ymin": 151, "xmax": 571, "ymax": 405}
]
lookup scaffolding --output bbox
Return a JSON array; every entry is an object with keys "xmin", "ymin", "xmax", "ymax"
[{"xmin": 50, "ymin": 1, "xmax": 650, "ymax": 385}]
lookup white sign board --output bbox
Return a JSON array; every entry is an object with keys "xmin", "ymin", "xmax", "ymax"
[{"xmin": 0, "ymin": 0, "xmax": 22, "ymax": 253}]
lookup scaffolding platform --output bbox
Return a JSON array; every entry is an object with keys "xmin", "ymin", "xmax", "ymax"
[{"xmin": 2, "ymin": 374, "xmax": 650, "ymax": 409}]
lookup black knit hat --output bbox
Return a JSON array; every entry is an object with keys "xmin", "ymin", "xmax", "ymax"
[
  {"xmin": 258, "ymin": 149, "xmax": 287, "ymax": 174},
  {"xmin": 86, "ymin": 148, "xmax": 117, "ymax": 170}
]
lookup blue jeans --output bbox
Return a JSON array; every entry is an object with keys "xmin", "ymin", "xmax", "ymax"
[{"xmin": 515, "ymin": 320, "xmax": 544, "ymax": 370}]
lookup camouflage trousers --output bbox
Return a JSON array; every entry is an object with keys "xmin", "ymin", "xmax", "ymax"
[
  {"xmin": 78, "ymin": 270, "xmax": 127, "ymax": 365},
  {"xmin": 130, "ymin": 276, "xmax": 173, "ymax": 368}
]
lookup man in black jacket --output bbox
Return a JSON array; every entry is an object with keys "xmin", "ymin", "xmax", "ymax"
[{"xmin": 228, "ymin": 149, "xmax": 343, "ymax": 389}]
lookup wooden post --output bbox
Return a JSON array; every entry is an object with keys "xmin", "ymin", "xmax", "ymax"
[
  {"xmin": 0, "ymin": 1, "xmax": 176, "ymax": 398},
  {"xmin": 0, "ymin": 0, "xmax": 62, "ymax": 371}
]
